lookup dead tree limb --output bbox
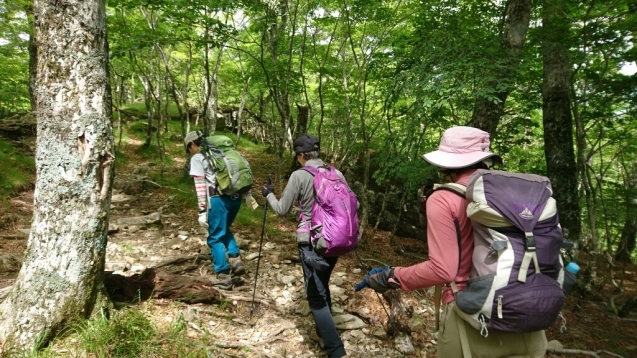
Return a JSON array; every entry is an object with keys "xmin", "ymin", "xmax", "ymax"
[
  {"xmin": 104, "ymin": 269, "xmax": 223, "ymax": 304},
  {"xmin": 382, "ymin": 289, "xmax": 413, "ymax": 337},
  {"xmin": 547, "ymin": 348, "xmax": 625, "ymax": 358}
]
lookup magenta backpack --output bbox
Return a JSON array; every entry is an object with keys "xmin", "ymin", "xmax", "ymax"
[{"xmin": 299, "ymin": 165, "xmax": 359, "ymax": 257}]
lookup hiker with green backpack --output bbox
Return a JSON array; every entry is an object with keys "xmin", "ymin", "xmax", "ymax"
[
  {"xmin": 356, "ymin": 126, "xmax": 558, "ymax": 358},
  {"xmin": 185, "ymin": 131, "xmax": 255, "ymax": 290}
]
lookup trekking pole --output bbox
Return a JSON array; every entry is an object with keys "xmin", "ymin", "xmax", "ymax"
[
  {"xmin": 250, "ymin": 174, "xmax": 271, "ymax": 318},
  {"xmin": 354, "ymin": 249, "xmax": 390, "ymax": 319}
]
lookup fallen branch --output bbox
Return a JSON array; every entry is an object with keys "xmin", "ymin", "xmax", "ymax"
[
  {"xmin": 383, "ymin": 289, "xmax": 412, "ymax": 337},
  {"xmin": 547, "ymin": 348, "xmax": 625, "ymax": 358},
  {"xmin": 187, "ymin": 321, "xmax": 205, "ymax": 334},
  {"xmin": 104, "ymin": 269, "xmax": 223, "ymax": 304},
  {"xmin": 618, "ymin": 317, "xmax": 637, "ymax": 322},
  {"xmin": 221, "ymin": 294, "xmax": 272, "ymax": 306},
  {"xmin": 152, "ymin": 254, "xmax": 208, "ymax": 269},
  {"xmin": 188, "ymin": 305, "xmax": 235, "ymax": 319},
  {"xmin": 357, "ymin": 258, "xmax": 389, "ymax": 268},
  {"xmin": 398, "ymin": 244, "xmax": 428, "ymax": 261},
  {"xmin": 143, "ymin": 179, "xmax": 189, "ymax": 194}
]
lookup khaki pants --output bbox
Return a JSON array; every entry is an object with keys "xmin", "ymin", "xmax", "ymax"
[{"xmin": 438, "ymin": 302, "xmax": 547, "ymax": 358}]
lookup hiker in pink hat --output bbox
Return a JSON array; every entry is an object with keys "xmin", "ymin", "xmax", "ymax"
[{"xmin": 356, "ymin": 126, "xmax": 547, "ymax": 357}]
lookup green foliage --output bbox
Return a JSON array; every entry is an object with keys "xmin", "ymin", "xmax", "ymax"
[
  {"xmin": 2, "ymin": 0, "xmax": 636, "ymax": 261},
  {"xmin": 18, "ymin": 306, "xmax": 222, "ymax": 358},
  {"xmin": 0, "ymin": 1, "xmax": 31, "ymax": 114},
  {"xmin": 71, "ymin": 309, "xmax": 154, "ymax": 357},
  {"xmin": 0, "ymin": 139, "xmax": 34, "ymax": 201}
]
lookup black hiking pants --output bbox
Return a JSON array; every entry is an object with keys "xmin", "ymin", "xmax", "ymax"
[{"xmin": 298, "ymin": 246, "xmax": 346, "ymax": 358}]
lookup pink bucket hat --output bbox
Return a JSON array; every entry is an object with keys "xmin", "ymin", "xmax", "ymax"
[{"xmin": 422, "ymin": 126, "xmax": 502, "ymax": 169}]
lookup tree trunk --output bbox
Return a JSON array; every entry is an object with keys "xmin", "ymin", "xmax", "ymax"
[
  {"xmin": 471, "ymin": 0, "xmax": 532, "ymax": 136},
  {"xmin": 615, "ymin": 216, "xmax": 636, "ymax": 263},
  {"xmin": 295, "ymin": 105, "xmax": 310, "ymax": 138},
  {"xmin": 541, "ymin": 0, "xmax": 581, "ymax": 243},
  {"xmin": 0, "ymin": 0, "xmax": 114, "ymax": 351},
  {"xmin": 28, "ymin": 36, "xmax": 38, "ymax": 112},
  {"xmin": 382, "ymin": 289, "xmax": 412, "ymax": 337}
]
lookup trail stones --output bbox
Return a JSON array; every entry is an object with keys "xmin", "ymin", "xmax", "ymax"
[
  {"xmin": 117, "ymin": 211, "xmax": 162, "ymax": 226},
  {"xmin": 111, "ymin": 193, "xmax": 134, "ymax": 203},
  {"xmin": 394, "ymin": 335, "xmax": 415, "ymax": 354},
  {"xmin": 278, "ymin": 274, "xmax": 296, "ymax": 286},
  {"xmin": 105, "ymin": 262, "xmax": 130, "ymax": 272},
  {"xmin": 410, "ymin": 313, "xmax": 425, "ymax": 333},
  {"xmin": 333, "ymin": 314, "xmax": 367, "ymax": 330},
  {"xmin": 295, "ymin": 301, "xmax": 311, "ymax": 316},
  {"xmin": 108, "ymin": 224, "xmax": 119, "ymax": 234}
]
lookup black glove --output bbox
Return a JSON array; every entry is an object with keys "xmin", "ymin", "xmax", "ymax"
[
  {"xmin": 298, "ymin": 244, "xmax": 330, "ymax": 272},
  {"xmin": 261, "ymin": 184, "xmax": 274, "ymax": 197},
  {"xmin": 354, "ymin": 266, "xmax": 401, "ymax": 293}
]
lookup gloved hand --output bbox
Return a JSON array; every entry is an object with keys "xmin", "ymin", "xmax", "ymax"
[
  {"xmin": 261, "ymin": 184, "xmax": 274, "ymax": 197},
  {"xmin": 354, "ymin": 266, "xmax": 401, "ymax": 293},
  {"xmin": 198, "ymin": 211, "xmax": 209, "ymax": 229}
]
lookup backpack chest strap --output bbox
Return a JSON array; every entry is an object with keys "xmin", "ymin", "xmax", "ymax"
[{"xmin": 518, "ymin": 231, "xmax": 541, "ymax": 282}]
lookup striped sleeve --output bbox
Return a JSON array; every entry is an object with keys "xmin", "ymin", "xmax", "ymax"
[{"xmin": 193, "ymin": 176, "xmax": 207, "ymax": 212}]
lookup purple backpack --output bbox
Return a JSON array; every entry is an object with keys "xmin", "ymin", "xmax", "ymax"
[
  {"xmin": 299, "ymin": 165, "xmax": 359, "ymax": 257},
  {"xmin": 435, "ymin": 170, "xmax": 566, "ymax": 335}
]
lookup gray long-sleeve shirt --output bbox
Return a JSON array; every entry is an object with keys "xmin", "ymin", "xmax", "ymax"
[{"xmin": 266, "ymin": 159, "xmax": 348, "ymax": 232}]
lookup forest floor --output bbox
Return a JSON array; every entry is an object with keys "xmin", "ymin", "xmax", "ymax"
[{"xmin": 0, "ymin": 128, "xmax": 636, "ymax": 357}]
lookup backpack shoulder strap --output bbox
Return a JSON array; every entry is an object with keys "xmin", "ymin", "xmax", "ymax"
[
  {"xmin": 301, "ymin": 164, "xmax": 333, "ymax": 176},
  {"xmin": 433, "ymin": 183, "xmax": 466, "ymax": 197},
  {"xmin": 301, "ymin": 166, "xmax": 319, "ymax": 176}
]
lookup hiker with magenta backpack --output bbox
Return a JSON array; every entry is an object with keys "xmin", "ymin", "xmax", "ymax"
[
  {"xmin": 261, "ymin": 134, "xmax": 358, "ymax": 358},
  {"xmin": 185, "ymin": 131, "xmax": 254, "ymax": 290},
  {"xmin": 356, "ymin": 126, "xmax": 562, "ymax": 358}
]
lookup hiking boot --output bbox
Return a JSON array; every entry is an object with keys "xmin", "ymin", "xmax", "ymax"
[
  {"xmin": 210, "ymin": 271, "xmax": 232, "ymax": 290},
  {"xmin": 228, "ymin": 255, "xmax": 246, "ymax": 276}
]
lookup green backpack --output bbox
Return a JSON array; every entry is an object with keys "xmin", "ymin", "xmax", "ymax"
[{"xmin": 201, "ymin": 135, "xmax": 253, "ymax": 195}]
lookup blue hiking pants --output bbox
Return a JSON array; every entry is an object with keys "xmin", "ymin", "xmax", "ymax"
[
  {"xmin": 298, "ymin": 246, "xmax": 346, "ymax": 358},
  {"xmin": 207, "ymin": 194, "xmax": 242, "ymax": 273}
]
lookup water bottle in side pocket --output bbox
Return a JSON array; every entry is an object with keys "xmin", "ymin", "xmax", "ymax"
[{"xmin": 563, "ymin": 262, "xmax": 579, "ymax": 294}]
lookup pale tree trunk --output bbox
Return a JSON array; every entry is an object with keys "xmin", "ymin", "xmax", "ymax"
[
  {"xmin": 0, "ymin": 0, "xmax": 114, "ymax": 351},
  {"xmin": 235, "ymin": 76, "xmax": 251, "ymax": 146},
  {"xmin": 471, "ymin": 0, "xmax": 532, "ymax": 136},
  {"xmin": 211, "ymin": 44, "xmax": 225, "ymax": 133},
  {"xmin": 182, "ymin": 42, "xmax": 193, "ymax": 138}
]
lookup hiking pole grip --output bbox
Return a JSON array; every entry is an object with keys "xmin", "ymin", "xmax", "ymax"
[{"xmin": 250, "ymin": 174, "xmax": 272, "ymax": 318}]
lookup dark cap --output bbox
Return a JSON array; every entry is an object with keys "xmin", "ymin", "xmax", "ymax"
[{"xmin": 293, "ymin": 134, "xmax": 320, "ymax": 154}]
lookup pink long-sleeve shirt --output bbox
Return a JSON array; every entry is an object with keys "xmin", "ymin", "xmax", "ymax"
[{"xmin": 394, "ymin": 170, "xmax": 476, "ymax": 305}]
